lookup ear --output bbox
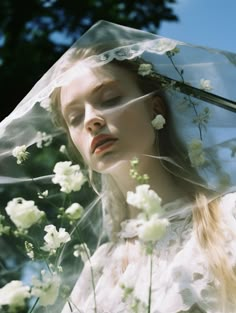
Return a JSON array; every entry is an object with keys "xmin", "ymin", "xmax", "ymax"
[{"xmin": 150, "ymin": 94, "xmax": 167, "ymax": 119}]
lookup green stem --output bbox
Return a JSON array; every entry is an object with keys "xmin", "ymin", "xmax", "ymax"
[
  {"xmin": 167, "ymin": 54, "xmax": 184, "ymax": 83},
  {"xmin": 147, "ymin": 252, "xmax": 153, "ymax": 313},
  {"xmin": 27, "ymin": 297, "xmax": 39, "ymax": 313},
  {"xmin": 167, "ymin": 54, "xmax": 203, "ymax": 141}
]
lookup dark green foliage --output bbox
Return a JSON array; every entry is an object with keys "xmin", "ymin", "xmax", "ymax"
[{"xmin": 0, "ymin": 0, "xmax": 178, "ymax": 120}]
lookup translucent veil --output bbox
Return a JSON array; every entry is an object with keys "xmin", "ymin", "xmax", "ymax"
[
  {"xmin": 0, "ymin": 20, "xmax": 236, "ymax": 312},
  {"xmin": 1, "ymin": 20, "xmax": 235, "ymax": 191}
]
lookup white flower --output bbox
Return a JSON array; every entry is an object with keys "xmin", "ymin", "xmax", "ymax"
[
  {"xmin": 138, "ymin": 216, "xmax": 169, "ymax": 242},
  {"xmin": 138, "ymin": 63, "xmax": 153, "ymax": 76},
  {"xmin": 31, "ymin": 271, "xmax": 60, "ymax": 306},
  {"xmin": 0, "ymin": 280, "xmax": 30, "ymax": 309},
  {"xmin": 126, "ymin": 184, "xmax": 163, "ymax": 218},
  {"xmin": 38, "ymin": 190, "xmax": 48, "ymax": 199},
  {"xmin": 41, "ymin": 224, "xmax": 71, "ymax": 253},
  {"xmin": 149, "ymin": 38, "xmax": 178, "ymax": 54},
  {"xmin": 73, "ymin": 243, "xmax": 91, "ymax": 263},
  {"xmin": 5, "ymin": 197, "xmax": 44, "ymax": 229},
  {"xmin": 65, "ymin": 203, "xmax": 84, "ymax": 220},
  {"xmin": 25, "ymin": 241, "xmax": 34, "ymax": 260},
  {"xmin": 12, "ymin": 145, "xmax": 29, "ymax": 164},
  {"xmin": 200, "ymin": 79, "xmax": 213, "ymax": 91},
  {"xmin": 36, "ymin": 131, "xmax": 53, "ymax": 148},
  {"xmin": 151, "ymin": 114, "xmax": 166, "ymax": 130},
  {"xmin": 188, "ymin": 139, "xmax": 206, "ymax": 167},
  {"xmin": 40, "ymin": 98, "xmax": 52, "ymax": 112},
  {"xmin": 59, "ymin": 145, "xmax": 67, "ymax": 154},
  {"xmin": 52, "ymin": 161, "xmax": 86, "ymax": 193}
]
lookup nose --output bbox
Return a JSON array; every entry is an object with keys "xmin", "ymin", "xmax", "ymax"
[{"xmin": 84, "ymin": 105, "xmax": 106, "ymax": 133}]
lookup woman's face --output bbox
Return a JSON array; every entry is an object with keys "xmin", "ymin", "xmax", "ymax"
[{"xmin": 60, "ymin": 63, "xmax": 157, "ymax": 173}]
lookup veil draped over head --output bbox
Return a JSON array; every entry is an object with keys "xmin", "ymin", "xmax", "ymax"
[
  {"xmin": 0, "ymin": 20, "xmax": 235, "ymax": 194},
  {"xmin": 0, "ymin": 20, "xmax": 236, "ymax": 312}
]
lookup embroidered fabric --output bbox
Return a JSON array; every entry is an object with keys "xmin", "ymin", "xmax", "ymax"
[{"xmin": 62, "ymin": 193, "xmax": 236, "ymax": 313}]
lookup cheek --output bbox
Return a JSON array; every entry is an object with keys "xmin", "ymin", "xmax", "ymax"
[
  {"xmin": 116, "ymin": 108, "xmax": 156, "ymax": 149},
  {"xmin": 69, "ymin": 131, "xmax": 88, "ymax": 160},
  {"xmin": 124, "ymin": 106, "xmax": 153, "ymax": 133}
]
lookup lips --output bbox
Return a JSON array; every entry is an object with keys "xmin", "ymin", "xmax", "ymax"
[{"xmin": 91, "ymin": 134, "xmax": 118, "ymax": 153}]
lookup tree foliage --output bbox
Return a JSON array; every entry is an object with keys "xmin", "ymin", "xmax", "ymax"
[{"xmin": 0, "ymin": 0, "xmax": 178, "ymax": 120}]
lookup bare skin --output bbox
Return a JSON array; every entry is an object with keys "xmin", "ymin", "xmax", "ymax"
[{"xmin": 60, "ymin": 63, "xmax": 186, "ymax": 217}]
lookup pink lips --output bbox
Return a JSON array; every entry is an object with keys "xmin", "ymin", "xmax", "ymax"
[{"xmin": 91, "ymin": 134, "xmax": 118, "ymax": 154}]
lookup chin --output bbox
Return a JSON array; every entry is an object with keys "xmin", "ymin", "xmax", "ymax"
[{"xmin": 92, "ymin": 152, "xmax": 132, "ymax": 174}]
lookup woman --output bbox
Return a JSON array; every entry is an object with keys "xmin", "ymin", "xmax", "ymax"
[{"xmin": 1, "ymin": 21, "xmax": 236, "ymax": 313}]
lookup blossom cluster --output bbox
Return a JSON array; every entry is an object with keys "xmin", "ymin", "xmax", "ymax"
[
  {"xmin": 126, "ymin": 184, "xmax": 169, "ymax": 243},
  {"xmin": 52, "ymin": 161, "xmax": 86, "ymax": 193},
  {"xmin": 1, "ymin": 148, "xmax": 88, "ymax": 312},
  {"xmin": 12, "ymin": 145, "xmax": 29, "ymax": 164},
  {"xmin": 5, "ymin": 197, "xmax": 44, "ymax": 230}
]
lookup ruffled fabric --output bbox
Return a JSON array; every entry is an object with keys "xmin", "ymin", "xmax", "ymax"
[{"xmin": 62, "ymin": 193, "xmax": 236, "ymax": 313}]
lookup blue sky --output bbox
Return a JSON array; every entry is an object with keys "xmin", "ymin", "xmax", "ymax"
[{"xmin": 159, "ymin": 0, "xmax": 236, "ymax": 53}]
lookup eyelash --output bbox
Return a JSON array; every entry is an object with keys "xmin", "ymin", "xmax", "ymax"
[
  {"xmin": 68, "ymin": 114, "xmax": 83, "ymax": 127},
  {"xmin": 68, "ymin": 96, "xmax": 123, "ymax": 127},
  {"xmin": 101, "ymin": 96, "xmax": 122, "ymax": 107}
]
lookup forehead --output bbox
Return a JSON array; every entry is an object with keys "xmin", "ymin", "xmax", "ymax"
[{"xmin": 60, "ymin": 63, "xmax": 136, "ymax": 110}]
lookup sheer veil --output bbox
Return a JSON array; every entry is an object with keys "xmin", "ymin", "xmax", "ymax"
[{"xmin": 0, "ymin": 20, "xmax": 236, "ymax": 312}]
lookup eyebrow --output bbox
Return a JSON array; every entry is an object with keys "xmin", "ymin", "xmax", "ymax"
[{"xmin": 63, "ymin": 79, "xmax": 117, "ymax": 117}]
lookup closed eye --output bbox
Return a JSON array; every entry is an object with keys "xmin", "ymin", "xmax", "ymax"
[
  {"xmin": 68, "ymin": 113, "xmax": 83, "ymax": 127},
  {"xmin": 101, "ymin": 96, "xmax": 123, "ymax": 107}
]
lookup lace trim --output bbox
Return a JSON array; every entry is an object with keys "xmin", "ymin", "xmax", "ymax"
[{"xmin": 0, "ymin": 38, "xmax": 182, "ymax": 134}]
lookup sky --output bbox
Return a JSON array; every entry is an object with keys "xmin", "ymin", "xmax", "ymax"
[{"xmin": 159, "ymin": 0, "xmax": 236, "ymax": 53}]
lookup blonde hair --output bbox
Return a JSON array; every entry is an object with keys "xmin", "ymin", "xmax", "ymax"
[
  {"xmin": 193, "ymin": 194, "xmax": 236, "ymax": 311},
  {"xmin": 50, "ymin": 46, "xmax": 236, "ymax": 310}
]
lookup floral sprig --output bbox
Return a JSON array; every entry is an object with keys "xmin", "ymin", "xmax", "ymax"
[
  {"xmin": 2, "ymin": 148, "xmax": 89, "ymax": 312},
  {"xmin": 73, "ymin": 243, "xmax": 91, "ymax": 262},
  {"xmin": 129, "ymin": 157, "xmax": 149, "ymax": 184},
  {"xmin": 165, "ymin": 47, "xmax": 212, "ymax": 146},
  {"xmin": 12, "ymin": 145, "xmax": 29, "ymax": 164},
  {"xmin": 200, "ymin": 78, "xmax": 213, "ymax": 91},
  {"xmin": 124, "ymin": 159, "xmax": 169, "ymax": 313},
  {"xmin": 52, "ymin": 161, "xmax": 86, "ymax": 193},
  {"xmin": 137, "ymin": 44, "xmax": 213, "ymax": 169},
  {"xmin": 5, "ymin": 197, "xmax": 45, "ymax": 230},
  {"xmin": 36, "ymin": 131, "xmax": 53, "ymax": 148},
  {"xmin": 0, "ymin": 280, "xmax": 30, "ymax": 313},
  {"xmin": 127, "ymin": 158, "xmax": 169, "ymax": 244},
  {"xmin": 151, "ymin": 114, "xmax": 166, "ymax": 130},
  {"xmin": 31, "ymin": 270, "xmax": 61, "ymax": 306},
  {"xmin": 41, "ymin": 224, "xmax": 71, "ymax": 255},
  {"xmin": 126, "ymin": 184, "xmax": 169, "ymax": 243}
]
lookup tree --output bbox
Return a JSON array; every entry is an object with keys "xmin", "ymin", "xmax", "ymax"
[{"xmin": 0, "ymin": 0, "xmax": 178, "ymax": 121}]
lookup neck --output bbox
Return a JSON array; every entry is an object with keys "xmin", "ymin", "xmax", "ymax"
[{"xmin": 110, "ymin": 155, "xmax": 187, "ymax": 218}]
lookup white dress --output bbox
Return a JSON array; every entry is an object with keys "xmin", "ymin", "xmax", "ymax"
[{"xmin": 62, "ymin": 193, "xmax": 236, "ymax": 313}]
